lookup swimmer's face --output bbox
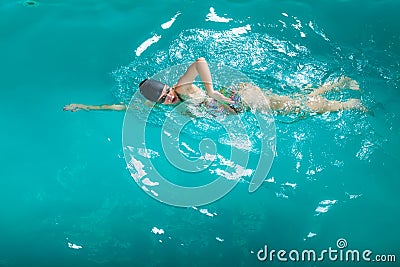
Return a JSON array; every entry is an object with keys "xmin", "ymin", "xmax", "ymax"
[{"xmin": 158, "ymin": 85, "xmax": 180, "ymax": 105}]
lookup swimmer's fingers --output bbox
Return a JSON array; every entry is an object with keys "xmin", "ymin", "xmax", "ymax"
[
  {"xmin": 63, "ymin": 104, "xmax": 77, "ymax": 112},
  {"xmin": 221, "ymin": 98, "xmax": 235, "ymax": 105},
  {"xmin": 209, "ymin": 91, "xmax": 235, "ymax": 104},
  {"xmin": 218, "ymin": 96, "xmax": 235, "ymax": 105}
]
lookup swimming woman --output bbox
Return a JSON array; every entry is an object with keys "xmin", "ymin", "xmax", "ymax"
[{"xmin": 63, "ymin": 57, "xmax": 365, "ymax": 115}]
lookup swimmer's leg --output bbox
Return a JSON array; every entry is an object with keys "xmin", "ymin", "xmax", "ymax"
[
  {"xmin": 307, "ymin": 76, "xmax": 360, "ymax": 97},
  {"xmin": 305, "ymin": 96, "xmax": 367, "ymax": 113}
]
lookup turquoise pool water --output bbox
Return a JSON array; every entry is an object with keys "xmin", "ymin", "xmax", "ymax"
[{"xmin": 1, "ymin": 0, "xmax": 399, "ymax": 266}]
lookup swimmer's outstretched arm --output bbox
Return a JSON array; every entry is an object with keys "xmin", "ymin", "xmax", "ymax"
[
  {"xmin": 177, "ymin": 57, "xmax": 234, "ymax": 104},
  {"xmin": 63, "ymin": 103, "xmax": 127, "ymax": 112}
]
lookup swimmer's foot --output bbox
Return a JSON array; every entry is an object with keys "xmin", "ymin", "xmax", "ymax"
[
  {"xmin": 308, "ymin": 76, "xmax": 361, "ymax": 97},
  {"xmin": 63, "ymin": 104, "xmax": 89, "ymax": 112},
  {"xmin": 343, "ymin": 98, "xmax": 368, "ymax": 112},
  {"xmin": 336, "ymin": 76, "xmax": 360, "ymax": 91}
]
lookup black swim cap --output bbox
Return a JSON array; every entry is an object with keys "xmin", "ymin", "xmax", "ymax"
[{"xmin": 139, "ymin": 79, "xmax": 166, "ymax": 102}]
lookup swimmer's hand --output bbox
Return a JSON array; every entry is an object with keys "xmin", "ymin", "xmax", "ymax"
[
  {"xmin": 208, "ymin": 91, "xmax": 235, "ymax": 105},
  {"xmin": 63, "ymin": 104, "xmax": 89, "ymax": 112}
]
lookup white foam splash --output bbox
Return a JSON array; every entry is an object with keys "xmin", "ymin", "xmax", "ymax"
[
  {"xmin": 192, "ymin": 207, "xmax": 218, "ymax": 217},
  {"xmin": 346, "ymin": 192, "xmax": 363, "ymax": 200},
  {"xmin": 67, "ymin": 242, "xmax": 82, "ymax": 250},
  {"xmin": 142, "ymin": 178, "xmax": 159, "ymax": 187},
  {"xmin": 150, "ymin": 190, "xmax": 158, "ymax": 197},
  {"xmin": 292, "ymin": 19, "xmax": 302, "ymax": 31},
  {"xmin": 181, "ymin": 142, "xmax": 196, "ymax": 154},
  {"xmin": 356, "ymin": 140, "xmax": 375, "ymax": 161},
  {"xmin": 265, "ymin": 177, "xmax": 275, "ymax": 183},
  {"xmin": 211, "ymin": 161, "xmax": 253, "ymax": 181},
  {"xmin": 200, "ymin": 153, "xmax": 217, "ymax": 161},
  {"xmin": 137, "ymin": 148, "xmax": 160, "ymax": 159},
  {"xmin": 151, "ymin": 227, "xmax": 165, "ymax": 235},
  {"xmin": 135, "ymin": 34, "xmax": 161, "ymax": 56},
  {"xmin": 307, "ymin": 232, "xmax": 317, "ymax": 238},
  {"xmin": 199, "ymin": 208, "xmax": 214, "ymax": 217},
  {"xmin": 128, "ymin": 155, "xmax": 146, "ymax": 182},
  {"xmin": 229, "ymin": 24, "xmax": 251, "ymax": 35},
  {"xmin": 308, "ymin": 21, "xmax": 330, "ymax": 42},
  {"xmin": 315, "ymin": 200, "xmax": 337, "ymax": 215},
  {"xmin": 276, "ymin": 192, "xmax": 289, "ymax": 199},
  {"xmin": 206, "ymin": 7, "xmax": 232, "ymax": 23},
  {"xmin": 161, "ymin": 12, "xmax": 181, "ymax": 29},
  {"xmin": 283, "ymin": 182, "xmax": 297, "ymax": 188}
]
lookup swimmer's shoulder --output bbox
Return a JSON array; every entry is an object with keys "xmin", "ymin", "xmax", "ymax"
[{"xmin": 175, "ymin": 83, "xmax": 205, "ymax": 101}]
